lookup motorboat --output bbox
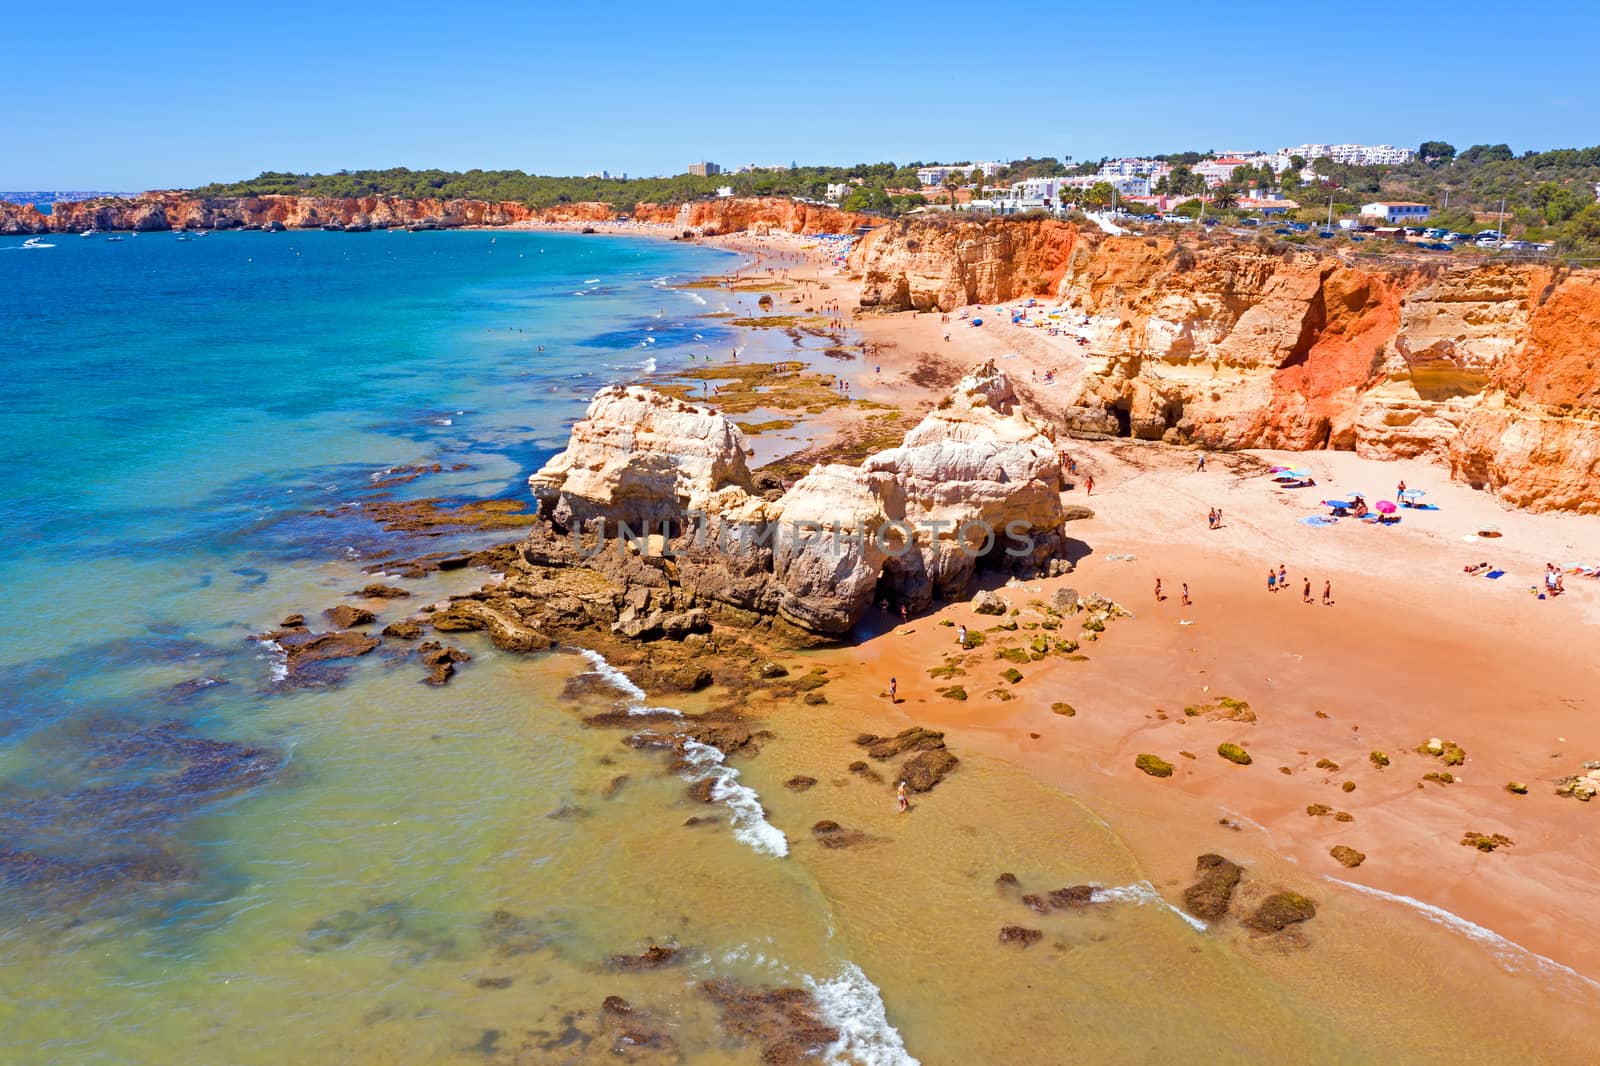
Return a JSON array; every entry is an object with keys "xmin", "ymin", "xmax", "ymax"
[{"xmin": 22, "ymin": 236, "xmax": 55, "ymax": 249}]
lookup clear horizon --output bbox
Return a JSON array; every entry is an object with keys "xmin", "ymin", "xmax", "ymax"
[{"xmin": 6, "ymin": 0, "xmax": 1598, "ymax": 190}]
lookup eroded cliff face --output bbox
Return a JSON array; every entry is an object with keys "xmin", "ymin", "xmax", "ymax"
[
  {"xmin": 853, "ymin": 220, "xmax": 1600, "ymax": 512},
  {"xmin": 0, "ymin": 193, "xmax": 536, "ymax": 233},
  {"xmin": 630, "ymin": 197, "xmax": 870, "ymax": 236},
  {"xmin": 851, "ymin": 217, "xmax": 1082, "ymax": 311},
  {"xmin": 1, "ymin": 193, "xmax": 870, "ymax": 237}
]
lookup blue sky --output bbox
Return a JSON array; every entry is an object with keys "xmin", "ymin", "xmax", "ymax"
[{"xmin": 5, "ymin": 0, "xmax": 1598, "ymax": 190}]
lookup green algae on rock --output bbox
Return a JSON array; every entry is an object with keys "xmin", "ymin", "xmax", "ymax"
[
  {"xmin": 1217, "ymin": 742, "xmax": 1252, "ymax": 765},
  {"xmin": 1136, "ymin": 754, "xmax": 1174, "ymax": 778}
]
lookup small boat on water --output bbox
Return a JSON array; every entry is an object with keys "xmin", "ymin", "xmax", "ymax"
[
  {"xmin": 105, "ymin": 236, "xmax": 124, "ymax": 242},
  {"xmin": 22, "ymin": 236, "xmax": 55, "ymax": 249},
  {"xmin": 175, "ymin": 234, "xmax": 192, "ymax": 242},
  {"xmin": 80, "ymin": 228, "xmax": 100, "ymax": 238}
]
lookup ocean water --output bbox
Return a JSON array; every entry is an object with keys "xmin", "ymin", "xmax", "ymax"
[{"xmin": 1, "ymin": 230, "xmax": 1593, "ymax": 1065}]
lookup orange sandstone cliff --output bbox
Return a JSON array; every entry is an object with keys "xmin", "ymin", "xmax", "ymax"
[
  {"xmin": 852, "ymin": 218, "xmax": 1600, "ymax": 513},
  {"xmin": 0, "ymin": 193, "xmax": 869, "ymax": 236}
]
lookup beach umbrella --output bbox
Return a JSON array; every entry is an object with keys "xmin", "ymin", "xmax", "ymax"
[
  {"xmin": 1376, "ymin": 500, "xmax": 1397, "ymax": 514},
  {"xmin": 1400, "ymin": 488, "xmax": 1426, "ymax": 501}
]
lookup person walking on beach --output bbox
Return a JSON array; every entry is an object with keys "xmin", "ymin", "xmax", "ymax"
[
  {"xmin": 1303, "ymin": 578, "xmax": 1312, "ymax": 604},
  {"xmin": 1195, "ymin": 453, "xmax": 1207, "ymax": 472},
  {"xmin": 1155, "ymin": 577, "xmax": 1163, "ymax": 602},
  {"xmin": 1181, "ymin": 582, "xmax": 1191, "ymax": 607},
  {"xmin": 1268, "ymin": 569, "xmax": 1277, "ymax": 593},
  {"xmin": 1322, "ymin": 580, "xmax": 1333, "ymax": 605},
  {"xmin": 1085, "ymin": 475, "xmax": 1095, "ymax": 496},
  {"xmin": 888, "ymin": 677, "xmax": 897, "ymax": 702},
  {"xmin": 957, "ymin": 624, "xmax": 967, "ymax": 645},
  {"xmin": 1278, "ymin": 564, "xmax": 1287, "ymax": 589},
  {"xmin": 897, "ymin": 781, "xmax": 909, "ymax": 813}
]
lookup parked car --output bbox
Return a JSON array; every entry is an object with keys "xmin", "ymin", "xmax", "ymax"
[
  {"xmin": 1424, "ymin": 228, "xmax": 1448, "ymax": 239},
  {"xmin": 1287, "ymin": 222, "xmax": 1309, "ymax": 232},
  {"xmin": 1273, "ymin": 226, "xmax": 1292, "ymax": 235},
  {"xmin": 1317, "ymin": 230, "xmax": 1336, "ymax": 238},
  {"xmin": 1355, "ymin": 224, "xmax": 1377, "ymax": 233},
  {"xmin": 1239, "ymin": 218, "xmax": 1259, "ymax": 227},
  {"xmin": 1419, "ymin": 242, "xmax": 1453, "ymax": 251},
  {"xmin": 1202, "ymin": 217, "xmax": 1220, "ymax": 226},
  {"xmin": 1350, "ymin": 235, "xmax": 1366, "ymax": 242}
]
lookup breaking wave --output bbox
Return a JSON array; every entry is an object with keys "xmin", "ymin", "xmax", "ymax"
[
  {"xmin": 807, "ymin": 962, "xmax": 920, "ymax": 1066},
  {"xmin": 681, "ymin": 738, "xmax": 789, "ymax": 857},
  {"xmin": 1330, "ymin": 878, "xmax": 1600, "ymax": 990},
  {"xmin": 1093, "ymin": 881, "xmax": 1208, "ymax": 932},
  {"xmin": 571, "ymin": 648, "xmax": 786, "ymax": 858}
]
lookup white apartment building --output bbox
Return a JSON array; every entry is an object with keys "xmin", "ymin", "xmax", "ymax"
[
  {"xmin": 1060, "ymin": 174, "xmax": 1150, "ymax": 197},
  {"xmin": 825, "ymin": 183, "xmax": 850, "ymax": 202},
  {"xmin": 1360, "ymin": 201, "xmax": 1431, "ymax": 223},
  {"xmin": 916, "ymin": 161, "xmax": 1005, "ymax": 186},
  {"xmin": 1279, "ymin": 143, "xmax": 1416, "ymax": 166},
  {"xmin": 1193, "ymin": 157, "xmax": 1252, "ymax": 185},
  {"xmin": 1096, "ymin": 158, "xmax": 1166, "ymax": 177}
]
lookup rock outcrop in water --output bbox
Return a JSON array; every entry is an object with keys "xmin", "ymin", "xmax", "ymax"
[
  {"xmin": 851, "ymin": 219, "xmax": 1600, "ymax": 512},
  {"xmin": 511, "ymin": 360, "xmax": 1068, "ymax": 644}
]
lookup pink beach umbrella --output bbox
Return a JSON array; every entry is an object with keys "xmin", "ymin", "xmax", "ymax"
[{"xmin": 1376, "ymin": 500, "xmax": 1398, "ymax": 514}]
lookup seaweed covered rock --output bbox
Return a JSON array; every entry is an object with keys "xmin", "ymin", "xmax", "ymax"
[
  {"xmin": 998, "ymin": 925, "xmax": 1042, "ymax": 948},
  {"xmin": 1244, "ymin": 892, "xmax": 1317, "ymax": 933},
  {"xmin": 810, "ymin": 820, "xmax": 869, "ymax": 849},
  {"xmin": 1182, "ymin": 854, "xmax": 1242, "ymax": 921},
  {"xmin": 1135, "ymin": 753, "xmax": 1174, "ymax": 778},
  {"xmin": 700, "ymin": 978, "xmax": 840, "ymax": 1064},
  {"xmin": 1217, "ymin": 742, "xmax": 1252, "ymax": 765},
  {"xmin": 1329, "ymin": 845, "xmax": 1366, "ymax": 868},
  {"xmin": 901, "ymin": 748, "xmax": 959, "ymax": 792},
  {"xmin": 857, "ymin": 726, "xmax": 946, "ymax": 760}
]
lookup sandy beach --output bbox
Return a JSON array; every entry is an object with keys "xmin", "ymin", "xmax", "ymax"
[{"xmin": 667, "ymin": 225, "xmax": 1600, "ymax": 991}]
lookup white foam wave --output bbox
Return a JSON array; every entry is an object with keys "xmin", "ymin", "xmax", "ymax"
[
  {"xmin": 1329, "ymin": 878, "xmax": 1600, "ymax": 990},
  {"xmin": 585, "ymin": 278, "xmax": 600, "ymax": 283},
  {"xmin": 260, "ymin": 640, "xmax": 289, "ymax": 683},
  {"xmin": 806, "ymin": 962, "xmax": 920, "ymax": 1066},
  {"xmin": 682, "ymin": 291, "xmax": 708, "ymax": 306},
  {"xmin": 638, "ymin": 357, "xmax": 657, "ymax": 373},
  {"xmin": 572, "ymin": 648, "xmax": 676, "ymax": 714},
  {"xmin": 681, "ymin": 739, "xmax": 789, "ymax": 857},
  {"xmin": 1093, "ymin": 882, "xmax": 1208, "ymax": 932},
  {"xmin": 572, "ymin": 649, "xmax": 786, "ymax": 858}
]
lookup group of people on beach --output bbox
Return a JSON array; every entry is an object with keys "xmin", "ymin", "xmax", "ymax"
[{"xmin": 1266, "ymin": 563, "xmax": 1333, "ymax": 605}]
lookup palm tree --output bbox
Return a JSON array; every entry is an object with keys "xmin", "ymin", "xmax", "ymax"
[
  {"xmin": 945, "ymin": 175, "xmax": 961, "ymax": 210},
  {"xmin": 1211, "ymin": 187, "xmax": 1239, "ymax": 211}
]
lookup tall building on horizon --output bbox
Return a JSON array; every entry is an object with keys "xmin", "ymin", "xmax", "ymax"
[{"xmin": 687, "ymin": 161, "xmax": 721, "ymax": 177}]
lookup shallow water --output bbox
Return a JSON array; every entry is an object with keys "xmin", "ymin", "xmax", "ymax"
[{"xmin": 1, "ymin": 231, "xmax": 1593, "ymax": 1064}]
